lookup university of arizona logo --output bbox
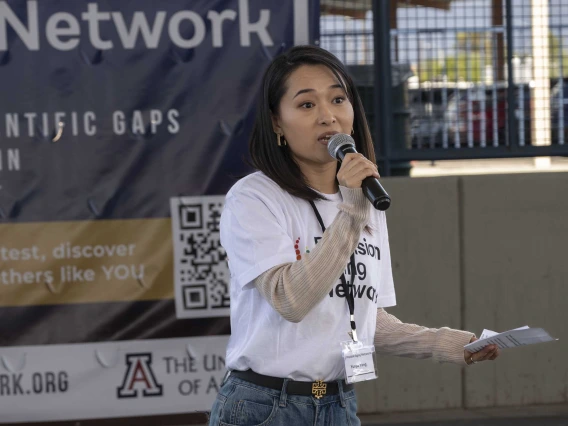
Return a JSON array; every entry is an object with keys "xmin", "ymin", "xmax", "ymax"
[{"xmin": 117, "ymin": 353, "xmax": 163, "ymax": 398}]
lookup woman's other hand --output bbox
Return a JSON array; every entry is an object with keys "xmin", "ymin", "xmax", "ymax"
[{"xmin": 464, "ymin": 336, "xmax": 501, "ymax": 365}]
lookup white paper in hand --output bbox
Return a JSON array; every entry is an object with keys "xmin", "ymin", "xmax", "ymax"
[
  {"xmin": 465, "ymin": 326, "xmax": 557, "ymax": 353},
  {"xmin": 478, "ymin": 326, "xmax": 529, "ymax": 340}
]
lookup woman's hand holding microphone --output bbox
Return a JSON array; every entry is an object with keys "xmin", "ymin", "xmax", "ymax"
[{"xmin": 337, "ymin": 153, "xmax": 380, "ymax": 189}]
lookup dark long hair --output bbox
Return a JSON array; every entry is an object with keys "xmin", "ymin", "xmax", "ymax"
[{"xmin": 249, "ymin": 45, "xmax": 376, "ymax": 201}]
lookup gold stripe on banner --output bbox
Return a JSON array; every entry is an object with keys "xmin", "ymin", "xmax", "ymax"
[{"xmin": 0, "ymin": 218, "xmax": 173, "ymax": 306}]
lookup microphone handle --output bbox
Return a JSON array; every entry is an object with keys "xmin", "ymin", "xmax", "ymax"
[
  {"xmin": 362, "ymin": 176, "xmax": 391, "ymax": 211},
  {"xmin": 337, "ymin": 146, "xmax": 391, "ymax": 211}
]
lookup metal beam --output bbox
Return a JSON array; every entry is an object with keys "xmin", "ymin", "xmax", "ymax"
[
  {"xmin": 321, "ymin": 0, "xmax": 452, "ymax": 17},
  {"xmin": 388, "ymin": 146, "xmax": 568, "ymax": 161},
  {"xmin": 373, "ymin": 0, "xmax": 393, "ymax": 176}
]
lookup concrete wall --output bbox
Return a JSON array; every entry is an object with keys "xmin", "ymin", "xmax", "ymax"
[{"xmin": 355, "ymin": 172, "xmax": 568, "ymax": 413}]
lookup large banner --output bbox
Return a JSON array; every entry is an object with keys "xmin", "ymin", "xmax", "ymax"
[{"xmin": 0, "ymin": 0, "xmax": 317, "ymax": 422}]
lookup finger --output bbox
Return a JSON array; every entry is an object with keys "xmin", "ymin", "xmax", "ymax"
[
  {"xmin": 481, "ymin": 346, "xmax": 496, "ymax": 358},
  {"xmin": 370, "ymin": 162, "xmax": 380, "ymax": 177},
  {"xmin": 341, "ymin": 164, "xmax": 379, "ymax": 186},
  {"xmin": 479, "ymin": 347, "xmax": 499, "ymax": 362},
  {"xmin": 489, "ymin": 349, "xmax": 501, "ymax": 360},
  {"xmin": 473, "ymin": 347, "xmax": 493, "ymax": 363},
  {"xmin": 340, "ymin": 153, "xmax": 374, "ymax": 168},
  {"xmin": 338, "ymin": 158, "xmax": 376, "ymax": 180},
  {"xmin": 339, "ymin": 173, "xmax": 375, "ymax": 189},
  {"xmin": 339, "ymin": 153, "xmax": 363, "ymax": 168},
  {"xmin": 341, "ymin": 158, "xmax": 378, "ymax": 180},
  {"xmin": 339, "ymin": 154, "xmax": 369, "ymax": 174}
]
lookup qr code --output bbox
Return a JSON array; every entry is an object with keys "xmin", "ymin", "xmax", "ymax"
[{"xmin": 170, "ymin": 195, "xmax": 230, "ymax": 319}]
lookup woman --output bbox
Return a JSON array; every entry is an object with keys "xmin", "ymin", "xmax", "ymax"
[{"xmin": 209, "ymin": 45, "xmax": 499, "ymax": 426}]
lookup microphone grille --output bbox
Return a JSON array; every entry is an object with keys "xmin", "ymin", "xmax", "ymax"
[{"xmin": 327, "ymin": 133, "xmax": 355, "ymax": 159}]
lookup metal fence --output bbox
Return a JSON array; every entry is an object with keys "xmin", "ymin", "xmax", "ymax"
[{"xmin": 320, "ymin": 0, "xmax": 568, "ymax": 175}]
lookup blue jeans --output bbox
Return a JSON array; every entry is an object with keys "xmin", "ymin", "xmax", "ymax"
[{"xmin": 208, "ymin": 374, "xmax": 360, "ymax": 426}]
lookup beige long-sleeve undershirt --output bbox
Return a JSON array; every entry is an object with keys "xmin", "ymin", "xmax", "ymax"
[{"xmin": 253, "ymin": 186, "xmax": 474, "ymax": 366}]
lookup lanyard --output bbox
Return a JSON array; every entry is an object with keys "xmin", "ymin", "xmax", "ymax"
[{"xmin": 308, "ymin": 200, "xmax": 359, "ymax": 342}]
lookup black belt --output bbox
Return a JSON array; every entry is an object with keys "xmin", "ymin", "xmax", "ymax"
[{"xmin": 230, "ymin": 370, "xmax": 354, "ymax": 399}]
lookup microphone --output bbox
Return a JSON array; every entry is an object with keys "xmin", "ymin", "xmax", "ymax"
[{"xmin": 327, "ymin": 133, "xmax": 391, "ymax": 211}]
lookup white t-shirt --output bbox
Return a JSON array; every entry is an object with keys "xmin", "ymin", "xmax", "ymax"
[{"xmin": 220, "ymin": 172, "xmax": 396, "ymax": 381}]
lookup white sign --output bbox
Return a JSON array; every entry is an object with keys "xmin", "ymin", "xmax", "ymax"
[{"xmin": 0, "ymin": 336, "xmax": 229, "ymax": 423}]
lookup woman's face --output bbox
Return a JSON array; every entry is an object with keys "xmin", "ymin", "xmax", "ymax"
[{"xmin": 272, "ymin": 64, "xmax": 354, "ymax": 168}]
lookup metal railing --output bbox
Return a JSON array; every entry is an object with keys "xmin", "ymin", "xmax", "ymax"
[{"xmin": 320, "ymin": 0, "xmax": 568, "ymax": 175}]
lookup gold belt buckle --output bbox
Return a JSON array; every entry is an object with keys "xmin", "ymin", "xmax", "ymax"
[{"xmin": 311, "ymin": 380, "xmax": 327, "ymax": 399}]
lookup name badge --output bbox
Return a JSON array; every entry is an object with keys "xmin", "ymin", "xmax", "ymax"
[{"xmin": 341, "ymin": 340, "xmax": 378, "ymax": 384}]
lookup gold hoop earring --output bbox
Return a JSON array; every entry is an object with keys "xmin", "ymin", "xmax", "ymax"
[{"xmin": 277, "ymin": 133, "xmax": 287, "ymax": 146}]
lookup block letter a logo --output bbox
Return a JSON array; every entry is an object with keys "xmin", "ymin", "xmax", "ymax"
[{"xmin": 117, "ymin": 353, "xmax": 163, "ymax": 398}]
